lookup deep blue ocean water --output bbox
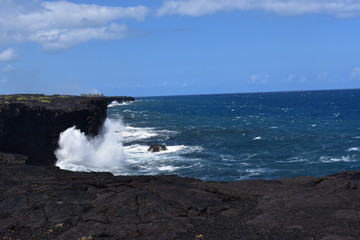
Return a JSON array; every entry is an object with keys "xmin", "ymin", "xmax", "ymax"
[{"xmin": 106, "ymin": 89, "xmax": 360, "ymax": 181}]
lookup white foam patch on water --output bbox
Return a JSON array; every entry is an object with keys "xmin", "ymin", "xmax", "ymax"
[
  {"xmin": 319, "ymin": 156, "xmax": 356, "ymax": 163},
  {"xmin": 253, "ymin": 136, "xmax": 262, "ymax": 140},
  {"xmin": 276, "ymin": 157, "xmax": 309, "ymax": 163},
  {"xmin": 236, "ymin": 168, "xmax": 274, "ymax": 180},
  {"xmin": 55, "ymin": 118, "xmax": 126, "ymax": 172},
  {"xmin": 108, "ymin": 101, "xmax": 132, "ymax": 107},
  {"xmin": 119, "ymin": 126, "xmax": 178, "ymax": 142},
  {"xmin": 347, "ymin": 147, "xmax": 360, "ymax": 152},
  {"xmin": 120, "ymin": 144, "xmax": 204, "ymax": 175}
]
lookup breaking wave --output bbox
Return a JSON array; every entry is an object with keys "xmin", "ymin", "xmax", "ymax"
[
  {"xmin": 55, "ymin": 118, "xmax": 204, "ymax": 176},
  {"xmin": 55, "ymin": 119, "xmax": 126, "ymax": 172}
]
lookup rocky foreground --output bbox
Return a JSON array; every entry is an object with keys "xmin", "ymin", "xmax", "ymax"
[
  {"xmin": 1, "ymin": 94, "xmax": 360, "ymax": 239},
  {"xmin": 1, "ymin": 152, "xmax": 360, "ymax": 240}
]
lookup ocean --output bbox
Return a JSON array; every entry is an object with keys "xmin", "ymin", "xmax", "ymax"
[{"xmin": 56, "ymin": 89, "xmax": 360, "ymax": 182}]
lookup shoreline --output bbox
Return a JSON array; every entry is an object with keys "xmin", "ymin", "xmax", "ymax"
[{"xmin": 1, "ymin": 94, "xmax": 360, "ymax": 239}]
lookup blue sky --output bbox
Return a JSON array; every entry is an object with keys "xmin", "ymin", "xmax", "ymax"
[{"xmin": 0, "ymin": 0, "xmax": 360, "ymax": 97}]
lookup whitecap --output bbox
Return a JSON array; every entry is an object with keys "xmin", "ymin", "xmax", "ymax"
[
  {"xmin": 347, "ymin": 147, "xmax": 360, "ymax": 152},
  {"xmin": 158, "ymin": 166, "xmax": 179, "ymax": 171},
  {"xmin": 276, "ymin": 157, "xmax": 308, "ymax": 163},
  {"xmin": 253, "ymin": 136, "xmax": 262, "ymax": 140},
  {"xmin": 319, "ymin": 156, "xmax": 355, "ymax": 163},
  {"xmin": 107, "ymin": 101, "xmax": 132, "ymax": 108},
  {"xmin": 120, "ymin": 126, "xmax": 158, "ymax": 142}
]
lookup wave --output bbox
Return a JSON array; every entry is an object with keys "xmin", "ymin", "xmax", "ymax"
[
  {"xmin": 347, "ymin": 147, "xmax": 360, "ymax": 152},
  {"xmin": 319, "ymin": 156, "xmax": 356, "ymax": 163},
  {"xmin": 107, "ymin": 100, "xmax": 133, "ymax": 108},
  {"xmin": 55, "ymin": 117, "xmax": 204, "ymax": 176},
  {"xmin": 55, "ymin": 118, "xmax": 126, "ymax": 172}
]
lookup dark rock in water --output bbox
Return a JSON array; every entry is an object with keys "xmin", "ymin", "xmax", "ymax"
[
  {"xmin": 1, "ymin": 152, "xmax": 360, "ymax": 240},
  {"xmin": 0, "ymin": 94, "xmax": 108, "ymax": 166},
  {"xmin": 148, "ymin": 144, "xmax": 167, "ymax": 152}
]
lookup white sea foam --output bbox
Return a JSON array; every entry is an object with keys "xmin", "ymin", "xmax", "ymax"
[
  {"xmin": 253, "ymin": 136, "xmax": 262, "ymax": 140},
  {"xmin": 319, "ymin": 156, "xmax": 355, "ymax": 163},
  {"xmin": 120, "ymin": 126, "xmax": 158, "ymax": 142},
  {"xmin": 158, "ymin": 166, "xmax": 180, "ymax": 171},
  {"xmin": 119, "ymin": 126, "xmax": 178, "ymax": 142},
  {"xmin": 276, "ymin": 157, "xmax": 308, "ymax": 163},
  {"xmin": 347, "ymin": 147, "xmax": 360, "ymax": 152},
  {"xmin": 236, "ymin": 168, "xmax": 273, "ymax": 179},
  {"xmin": 55, "ymin": 118, "xmax": 127, "ymax": 172},
  {"xmin": 107, "ymin": 101, "xmax": 132, "ymax": 108},
  {"xmin": 55, "ymin": 117, "xmax": 203, "ymax": 176}
]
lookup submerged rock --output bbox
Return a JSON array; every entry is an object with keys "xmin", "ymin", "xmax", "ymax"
[{"xmin": 148, "ymin": 144, "xmax": 167, "ymax": 152}]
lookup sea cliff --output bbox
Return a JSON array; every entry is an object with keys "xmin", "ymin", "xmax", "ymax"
[
  {"xmin": 0, "ymin": 94, "xmax": 109, "ymax": 165},
  {"xmin": 0, "ymin": 94, "xmax": 134, "ymax": 166},
  {"xmin": 0, "ymin": 94, "xmax": 359, "ymax": 240}
]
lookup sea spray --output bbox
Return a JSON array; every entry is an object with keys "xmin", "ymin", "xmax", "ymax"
[{"xmin": 55, "ymin": 118, "xmax": 127, "ymax": 172}]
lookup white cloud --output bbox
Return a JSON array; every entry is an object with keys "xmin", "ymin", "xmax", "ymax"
[
  {"xmin": 350, "ymin": 67, "xmax": 360, "ymax": 79},
  {"xmin": 0, "ymin": 0, "xmax": 149, "ymax": 49},
  {"xmin": 0, "ymin": 48, "xmax": 18, "ymax": 62},
  {"xmin": 248, "ymin": 74, "xmax": 269, "ymax": 84},
  {"xmin": 158, "ymin": 0, "xmax": 360, "ymax": 18},
  {"xmin": 29, "ymin": 23, "xmax": 128, "ymax": 49},
  {"xmin": 283, "ymin": 74, "xmax": 294, "ymax": 83},
  {"xmin": 0, "ymin": 77, "xmax": 8, "ymax": 83},
  {"xmin": 83, "ymin": 88, "xmax": 102, "ymax": 94},
  {"xmin": 317, "ymin": 72, "xmax": 329, "ymax": 80},
  {"xmin": 0, "ymin": 64, "xmax": 16, "ymax": 72}
]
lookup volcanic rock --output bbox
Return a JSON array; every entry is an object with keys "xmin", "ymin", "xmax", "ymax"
[
  {"xmin": 0, "ymin": 152, "xmax": 359, "ymax": 240},
  {"xmin": 0, "ymin": 94, "xmax": 108, "ymax": 165},
  {"xmin": 148, "ymin": 144, "xmax": 167, "ymax": 152}
]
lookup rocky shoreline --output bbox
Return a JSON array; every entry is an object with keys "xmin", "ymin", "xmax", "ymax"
[{"xmin": 0, "ymin": 95, "xmax": 359, "ymax": 239}]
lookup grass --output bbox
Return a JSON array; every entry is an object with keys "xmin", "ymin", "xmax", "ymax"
[
  {"xmin": 16, "ymin": 97, "xmax": 28, "ymax": 101},
  {"xmin": 2, "ymin": 94, "xmax": 69, "ymax": 103}
]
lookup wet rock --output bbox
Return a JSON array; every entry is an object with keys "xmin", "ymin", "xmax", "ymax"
[
  {"xmin": 147, "ymin": 144, "xmax": 167, "ymax": 152},
  {"xmin": 0, "ymin": 94, "xmax": 109, "ymax": 165}
]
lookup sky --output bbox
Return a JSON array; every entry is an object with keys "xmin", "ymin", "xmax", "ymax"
[{"xmin": 0, "ymin": 0, "xmax": 360, "ymax": 97}]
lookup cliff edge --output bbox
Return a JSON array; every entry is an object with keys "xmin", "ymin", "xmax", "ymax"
[{"xmin": 0, "ymin": 94, "xmax": 108, "ymax": 165}]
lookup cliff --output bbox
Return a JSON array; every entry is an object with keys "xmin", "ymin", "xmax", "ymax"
[{"xmin": 0, "ymin": 94, "xmax": 108, "ymax": 165}]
